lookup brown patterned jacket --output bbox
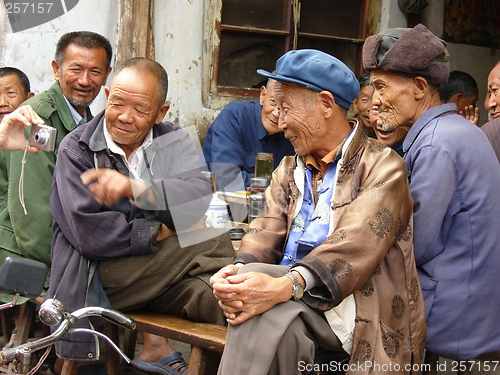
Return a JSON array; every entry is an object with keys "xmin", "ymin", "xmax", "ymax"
[{"xmin": 235, "ymin": 124, "xmax": 426, "ymax": 374}]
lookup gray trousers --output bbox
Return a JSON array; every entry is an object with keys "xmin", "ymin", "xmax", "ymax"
[
  {"xmin": 218, "ymin": 263, "xmax": 345, "ymax": 375},
  {"xmin": 99, "ymin": 228, "xmax": 235, "ymax": 326}
]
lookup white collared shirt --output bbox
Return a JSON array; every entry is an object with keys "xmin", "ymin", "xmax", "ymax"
[
  {"xmin": 102, "ymin": 120, "xmax": 153, "ymax": 180},
  {"xmin": 63, "ymin": 96, "xmax": 88, "ymax": 126}
]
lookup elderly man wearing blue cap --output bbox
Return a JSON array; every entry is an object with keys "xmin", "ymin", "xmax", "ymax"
[{"xmin": 211, "ymin": 49, "xmax": 426, "ymax": 375}]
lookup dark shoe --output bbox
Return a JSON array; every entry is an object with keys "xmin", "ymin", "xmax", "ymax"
[
  {"xmin": 46, "ymin": 362, "xmax": 107, "ymax": 375},
  {"xmin": 39, "ymin": 357, "xmax": 57, "ymax": 373},
  {"xmin": 77, "ymin": 363, "xmax": 107, "ymax": 375},
  {"xmin": 45, "ymin": 363, "xmax": 58, "ymax": 375},
  {"xmin": 131, "ymin": 352, "xmax": 187, "ymax": 375}
]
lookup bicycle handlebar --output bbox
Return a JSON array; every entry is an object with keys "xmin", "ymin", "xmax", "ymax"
[
  {"xmin": 72, "ymin": 306, "xmax": 136, "ymax": 331},
  {"xmin": 0, "ymin": 300, "xmax": 135, "ymax": 371}
]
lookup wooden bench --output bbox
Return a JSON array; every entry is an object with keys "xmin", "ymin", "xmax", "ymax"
[
  {"xmin": 123, "ymin": 311, "xmax": 347, "ymax": 375},
  {"xmin": 123, "ymin": 312, "xmax": 227, "ymax": 375}
]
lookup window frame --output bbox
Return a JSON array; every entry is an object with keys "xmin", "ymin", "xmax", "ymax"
[{"xmin": 202, "ymin": 0, "xmax": 370, "ymax": 109}]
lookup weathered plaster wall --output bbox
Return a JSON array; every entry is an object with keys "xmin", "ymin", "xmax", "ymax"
[
  {"xmin": 378, "ymin": 0, "xmax": 406, "ymax": 30},
  {"xmin": 0, "ymin": 0, "xmax": 119, "ymax": 113},
  {"xmin": 153, "ymin": 0, "xmax": 218, "ymax": 147},
  {"xmin": 0, "ymin": 0, "xmax": 217, "ymax": 145}
]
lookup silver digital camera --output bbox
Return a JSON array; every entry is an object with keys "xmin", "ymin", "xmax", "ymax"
[{"xmin": 29, "ymin": 124, "xmax": 57, "ymax": 152}]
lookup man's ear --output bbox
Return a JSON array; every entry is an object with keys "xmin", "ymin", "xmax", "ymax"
[
  {"xmin": 27, "ymin": 92, "xmax": 34, "ymax": 99},
  {"xmin": 413, "ymin": 76, "xmax": 429, "ymax": 99},
  {"xmin": 319, "ymin": 91, "xmax": 336, "ymax": 119},
  {"xmin": 51, "ymin": 60, "xmax": 61, "ymax": 81},
  {"xmin": 156, "ymin": 103, "xmax": 170, "ymax": 124},
  {"xmin": 352, "ymin": 97, "xmax": 359, "ymax": 112},
  {"xmin": 449, "ymin": 92, "xmax": 462, "ymax": 104},
  {"xmin": 104, "ymin": 87, "xmax": 110, "ymax": 100},
  {"xmin": 259, "ymin": 85, "xmax": 267, "ymax": 106}
]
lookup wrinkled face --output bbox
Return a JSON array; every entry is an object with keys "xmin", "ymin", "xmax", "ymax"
[
  {"xmin": 0, "ymin": 74, "xmax": 31, "ymax": 121},
  {"xmin": 370, "ymin": 70, "xmax": 418, "ymax": 132},
  {"xmin": 485, "ymin": 64, "xmax": 500, "ymax": 119},
  {"xmin": 105, "ymin": 68, "xmax": 169, "ymax": 158},
  {"xmin": 275, "ymin": 82, "xmax": 326, "ymax": 158},
  {"xmin": 353, "ymin": 84, "xmax": 374, "ymax": 130},
  {"xmin": 52, "ymin": 44, "xmax": 110, "ymax": 115},
  {"xmin": 369, "ymin": 106, "xmax": 410, "ymax": 147},
  {"xmin": 260, "ymin": 79, "xmax": 280, "ymax": 135}
]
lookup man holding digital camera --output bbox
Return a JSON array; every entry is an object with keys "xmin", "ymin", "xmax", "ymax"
[
  {"xmin": 0, "ymin": 31, "xmax": 112, "ymax": 270},
  {"xmin": 0, "ymin": 105, "xmax": 43, "ymax": 153}
]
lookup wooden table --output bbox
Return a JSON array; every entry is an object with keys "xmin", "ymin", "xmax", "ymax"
[
  {"xmin": 216, "ymin": 191, "xmax": 248, "ymax": 205},
  {"xmin": 217, "ymin": 192, "xmax": 248, "ymax": 224}
]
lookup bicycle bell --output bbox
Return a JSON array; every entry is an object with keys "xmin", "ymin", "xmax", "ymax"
[{"xmin": 39, "ymin": 298, "xmax": 67, "ymax": 326}]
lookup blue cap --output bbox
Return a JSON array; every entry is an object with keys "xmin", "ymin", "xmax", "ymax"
[{"xmin": 257, "ymin": 49, "xmax": 360, "ymax": 110}]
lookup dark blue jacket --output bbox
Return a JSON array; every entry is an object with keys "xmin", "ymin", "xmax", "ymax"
[{"xmin": 201, "ymin": 100, "xmax": 294, "ymax": 189}]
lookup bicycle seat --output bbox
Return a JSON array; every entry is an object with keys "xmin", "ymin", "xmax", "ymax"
[{"xmin": 0, "ymin": 257, "xmax": 48, "ymax": 299}]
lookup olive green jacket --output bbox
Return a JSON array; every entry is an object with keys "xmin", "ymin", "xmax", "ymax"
[{"xmin": 0, "ymin": 82, "xmax": 92, "ymax": 272}]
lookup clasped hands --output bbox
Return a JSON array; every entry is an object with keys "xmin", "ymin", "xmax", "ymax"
[{"xmin": 210, "ymin": 265, "xmax": 293, "ymax": 325}]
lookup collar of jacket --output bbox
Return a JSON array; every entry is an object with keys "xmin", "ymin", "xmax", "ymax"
[
  {"xmin": 78, "ymin": 112, "xmax": 185, "ymax": 169},
  {"xmin": 47, "ymin": 82, "xmax": 93, "ymax": 131},
  {"xmin": 338, "ymin": 118, "xmax": 365, "ymax": 170},
  {"xmin": 403, "ymin": 103, "xmax": 456, "ymax": 153}
]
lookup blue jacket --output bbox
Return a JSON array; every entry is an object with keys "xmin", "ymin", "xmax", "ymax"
[
  {"xmin": 201, "ymin": 100, "xmax": 294, "ymax": 189},
  {"xmin": 403, "ymin": 103, "xmax": 500, "ymax": 360}
]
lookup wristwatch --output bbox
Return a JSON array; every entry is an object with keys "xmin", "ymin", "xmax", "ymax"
[{"xmin": 285, "ymin": 272, "xmax": 304, "ymax": 301}]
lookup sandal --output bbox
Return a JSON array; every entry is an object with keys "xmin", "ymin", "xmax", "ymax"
[{"xmin": 131, "ymin": 352, "xmax": 188, "ymax": 375}]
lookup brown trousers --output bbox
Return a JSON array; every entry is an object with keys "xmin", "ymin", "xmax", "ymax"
[
  {"xmin": 99, "ymin": 228, "xmax": 235, "ymax": 326},
  {"xmin": 218, "ymin": 263, "xmax": 345, "ymax": 375}
]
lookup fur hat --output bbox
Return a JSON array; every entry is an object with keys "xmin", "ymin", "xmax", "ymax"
[{"xmin": 362, "ymin": 23, "xmax": 450, "ymax": 85}]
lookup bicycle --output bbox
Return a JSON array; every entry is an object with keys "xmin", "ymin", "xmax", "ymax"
[{"xmin": 0, "ymin": 257, "xmax": 136, "ymax": 374}]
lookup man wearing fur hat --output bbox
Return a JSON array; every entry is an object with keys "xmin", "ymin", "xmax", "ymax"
[
  {"xmin": 211, "ymin": 49, "xmax": 426, "ymax": 375},
  {"xmin": 363, "ymin": 24, "xmax": 500, "ymax": 361}
]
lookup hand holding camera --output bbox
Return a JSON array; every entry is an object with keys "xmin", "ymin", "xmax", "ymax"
[
  {"xmin": 0, "ymin": 105, "xmax": 49, "ymax": 152},
  {"xmin": 29, "ymin": 122, "xmax": 57, "ymax": 152}
]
